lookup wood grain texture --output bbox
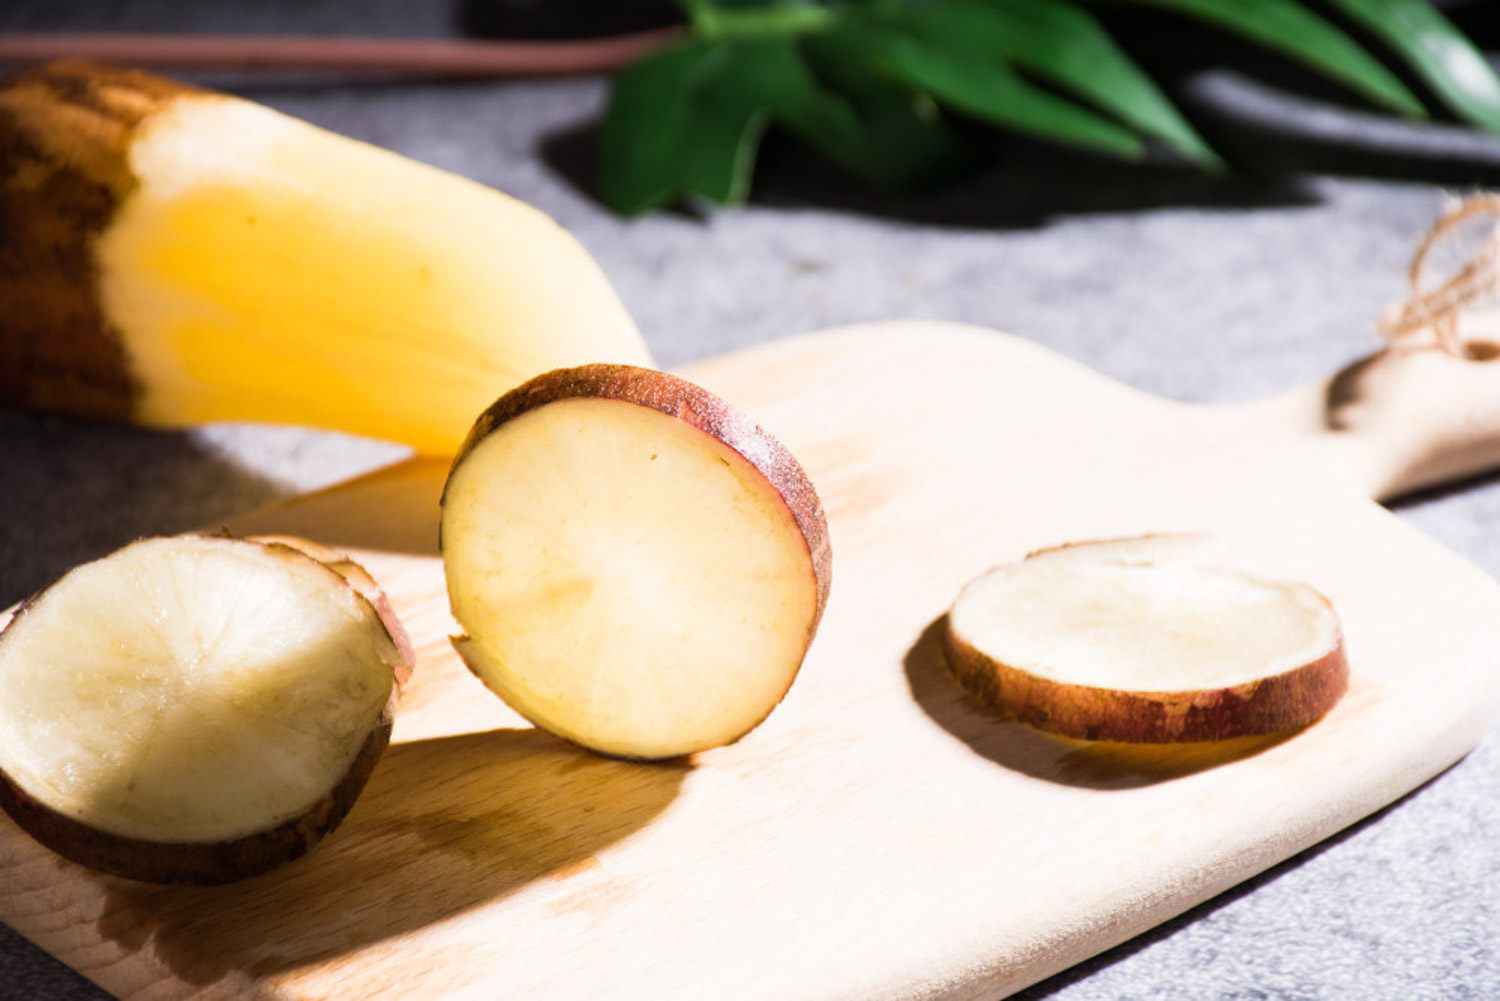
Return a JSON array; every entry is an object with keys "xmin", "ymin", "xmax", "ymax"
[{"xmin": 4, "ymin": 321, "xmax": 1500, "ymax": 1000}]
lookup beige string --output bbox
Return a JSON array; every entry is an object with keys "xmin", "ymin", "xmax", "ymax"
[{"xmin": 1380, "ymin": 194, "xmax": 1500, "ymax": 358}]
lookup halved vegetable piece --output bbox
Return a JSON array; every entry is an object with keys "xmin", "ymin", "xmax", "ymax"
[
  {"xmin": 945, "ymin": 537, "xmax": 1348, "ymax": 742},
  {"xmin": 0, "ymin": 534, "xmax": 409, "ymax": 883}
]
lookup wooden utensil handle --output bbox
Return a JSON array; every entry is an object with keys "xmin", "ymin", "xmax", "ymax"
[{"xmin": 1233, "ymin": 339, "xmax": 1500, "ymax": 503}]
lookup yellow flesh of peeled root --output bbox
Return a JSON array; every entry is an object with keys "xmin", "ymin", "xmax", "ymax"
[
  {"xmin": 99, "ymin": 97, "xmax": 653, "ymax": 454},
  {"xmin": 443, "ymin": 398, "xmax": 818, "ymax": 759}
]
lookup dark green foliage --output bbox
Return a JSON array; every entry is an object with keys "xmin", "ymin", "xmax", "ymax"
[{"xmin": 597, "ymin": 0, "xmax": 1500, "ymax": 214}]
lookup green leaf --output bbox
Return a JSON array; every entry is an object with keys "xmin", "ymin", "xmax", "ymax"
[
  {"xmin": 600, "ymin": 32, "xmax": 910, "ymax": 212},
  {"xmin": 800, "ymin": 28, "xmax": 978, "ymax": 187},
  {"xmin": 599, "ymin": 0, "xmax": 1499, "ymax": 216},
  {"xmin": 844, "ymin": 20, "xmax": 1149, "ymax": 159},
  {"xmin": 1109, "ymin": 0, "xmax": 1428, "ymax": 118},
  {"xmin": 680, "ymin": 72, "xmax": 771, "ymax": 204},
  {"xmin": 597, "ymin": 40, "xmax": 769, "ymax": 214},
  {"xmin": 1323, "ymin": 0, "xmax": 1500, "ymax": 133},
  {"xmin": 890, "ymin": 0, "xmax": 1222, "ymax": 168},
  {"xmin": 598, "ymin": 42, "xmax": 715, "ymax": 215},
  {"xmin": 712, "ymin": 36, "xmax": 870, "ymax": 151},
  {"xmin": 682, "ymin": 0, "xmax": 838, "ymax": 40},
  {"xmin": 675, "ymin": 0, "xmax": 717, "ymax": 24}
]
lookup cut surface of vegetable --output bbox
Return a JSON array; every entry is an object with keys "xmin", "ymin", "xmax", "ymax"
[
  {"xmin": 442, "ymin": 365, "xmax": 831, "ymax": 760},
  {"xmin": 0, "ymin": 535, "xmax": 408, "ymax": 883},
  {"xmin": 945, "ymin": 537, "xmax": 1348, "ymax": 742}
]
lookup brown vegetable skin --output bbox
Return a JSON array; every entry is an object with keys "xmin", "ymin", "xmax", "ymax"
[
  {"xmin": 442, "ymin": 364, "xmax": 832, "ymax": 757},
  {"xmin": 0, "ymin": 59, "xmax": 195, "ymax": 419},
  {"xmin": 943, "ymin": 615, "xmax": 1350, "ymax": 744},
  {"xmin": 0, "ymin": 700, "xmax": 392, "ymax": 886},
  {"xmin": 445, "ymin": 363, "xmax": 833, "ymax": 643},
  {"xmin": 0, "ymin": 535, "xmax": 411, "ymax": 884}
]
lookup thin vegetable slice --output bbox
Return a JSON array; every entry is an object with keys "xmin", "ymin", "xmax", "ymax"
[{"xmin": 944, "ymin": 537, "xmax": 1349, "ymax": 742}]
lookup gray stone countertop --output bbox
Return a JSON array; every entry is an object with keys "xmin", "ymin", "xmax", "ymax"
[{"xmin": 2, "ymin": 3, "xmax": 1500, "ymax": 998}]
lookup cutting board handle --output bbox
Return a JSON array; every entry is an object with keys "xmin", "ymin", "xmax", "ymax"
[
  {"xmin": 1239, "ymin": 193, "xmax": 1500, "ymax": 502},
  {"xmin": 1241, "ymin": 339, "xmax": 1500, "ymax": 502}
]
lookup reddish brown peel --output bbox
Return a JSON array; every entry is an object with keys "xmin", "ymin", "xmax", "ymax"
[{"xmin": 944, "ymin": 626, "xmax": 1349, "ymax": 743}]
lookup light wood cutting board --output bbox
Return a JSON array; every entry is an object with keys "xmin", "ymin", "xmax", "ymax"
[{"xmin": 7, "ymin": 320, "xmax": 1500, "ymax": 1001}]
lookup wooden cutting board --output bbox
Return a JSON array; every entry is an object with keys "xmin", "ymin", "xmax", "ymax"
[{"xmin": 7, "ymin": 321, "xmax": 1500, "ymax": 1000}]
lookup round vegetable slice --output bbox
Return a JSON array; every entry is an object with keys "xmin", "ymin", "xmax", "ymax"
[
  {"xmin": 0, "ymin": 534, "xmax": 410, "ymax": 883},
  {"xmin": 441, "ymin": 364, "xmax": 831, "ymax": 760},
  {"xmin": 944, "ymin": 538, "xmax": 1349, "ymax": 742}
]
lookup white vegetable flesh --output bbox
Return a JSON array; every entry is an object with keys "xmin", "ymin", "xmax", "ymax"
[
  {"xmin": 443, "ymin": 397, "xmax": 818, "ymax": 759},
  {"xmin": 0, "ymin": 536, "xmax": 397, "ymax": 843}
]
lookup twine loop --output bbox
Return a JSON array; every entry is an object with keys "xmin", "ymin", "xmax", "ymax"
[{"xmin": 1380, "ymin": 194, "xmax": 1500, "ymax": 359}]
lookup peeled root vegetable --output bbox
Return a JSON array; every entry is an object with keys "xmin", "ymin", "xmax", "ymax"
[
  {"xmin": 0, "ymin": 535, "xmax": 411, "ymax": 884},
  {"xmin": 944, "ymin": 537, "xmax": 1349, "ymax": 742},
  {"xmin": 441, "ymin": 364, "xmax": 832, "ymax": 760},
  {"xmin": 0, "ymin": 60, "xmax": 652, "ymax": 454}
]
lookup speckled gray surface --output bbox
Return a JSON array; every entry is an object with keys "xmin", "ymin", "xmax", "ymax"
[{"xmin": 3, "ymin": 3, "xmax": 1500, "ymax": 999}]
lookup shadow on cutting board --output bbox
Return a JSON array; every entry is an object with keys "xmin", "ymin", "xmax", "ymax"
[
  {"xmin": 92, "ymin": 727, "xmax": 688, "ymax": 987},
  {"xmin": 223, "ymin": 457, "xmax": 450, "ymax": 558},
  {"xmin": 903, "ymin": 617, "xmax": 1293, "ymax": 789}
]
